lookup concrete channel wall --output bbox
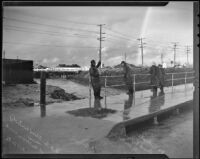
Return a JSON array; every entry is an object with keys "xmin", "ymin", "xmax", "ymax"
[{"xmin": 107, "ymin": 100, "xmax": 193, "ymax": 139}]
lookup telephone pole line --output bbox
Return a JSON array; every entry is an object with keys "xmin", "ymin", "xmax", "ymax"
[
  {"xmin": 137, "ymin": 38, "xmax": 146, "ymax": 66},
  {"xmin": 186, "ymin": 45, "xmax": 190, "ymax": 65},
  {"xmin": 161, "ymin": 53, "xmax": 163, "ymax": 64},
  {"xmin": 172, "ymin": 42, "xmax": 178, "ymax": 66},
  {"xmin": 3, "ymin": 50, "xmax": 5, "ymax": 59},
  {"xmin": 97, "ymin": 24, "xmax": 105, "ymax": 68},
  {"xmin": 124, "ymin": 52, "xmax": 127, "ymax": 62}
]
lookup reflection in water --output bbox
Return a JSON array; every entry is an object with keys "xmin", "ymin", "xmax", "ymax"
[
  {"xmin": 123, "ymin": 94, "xmax": 134, "ymax": 120},
  {"xmin": 40, "ymin": 105, "xmax": 46, "ymax": 117},
  {"xmin": 94, "ymin": 98, "xmax": 102, "ymax": 110},
  {"xmin": 149, "ymin": 92, "xmax": 165, "ymax": 113}
]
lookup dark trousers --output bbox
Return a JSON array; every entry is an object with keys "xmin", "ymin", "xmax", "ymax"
[
  {"xmin": 92, "ymin": 86, "xmax": 101, "ymax": 99},
  {"xmin": 128, "ymin": 86, "xmax": 134, "ymax": 94},
  {"xmin": 152, "ymin": 86, "xmax": 157, "ymax": 97},
  {"xmin": 160, "ymin": 85, "xmax": 164, "ymax": 93}
]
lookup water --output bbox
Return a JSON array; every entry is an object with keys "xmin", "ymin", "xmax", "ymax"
[
  {"xmin": 3, "ymin": 78, "xmax": 193, "ymax": 157},
  {"xmin": 40, "ymin": 79, "xmax": 193, "ymax": 157},
  {"xmin": 89, "ymin": 109, "xmax": 193, "ymax": 158},
  {"xmin": 34, "ymin": 78, "xmax": 124, "ymax": 98}
]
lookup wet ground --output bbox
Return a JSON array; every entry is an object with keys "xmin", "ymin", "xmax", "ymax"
[
  {"xmin": 2, "ymin": 79, "xmax": 194, "ymax": 157},
  {"xmin": 35, "ymin": 78, "xmax": 124, "ymax": 98},
  {"xmin": 90, "ymin": 108, "xmax": 193, "ymax": 158}
]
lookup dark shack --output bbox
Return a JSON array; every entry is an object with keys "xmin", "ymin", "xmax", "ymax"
[{"xmin": 2, "ymin": 59, "xmax": 34, "ymax": 84}]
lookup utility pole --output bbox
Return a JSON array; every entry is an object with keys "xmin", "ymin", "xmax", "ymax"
[
  {"xmin": 161, "ymin": 53, "xmax": 163, "ymax": 64},
  {"xmin": 3, "ymin": 50, "xmax": 5, "ymax": 59},
  {"xmin": 97, "ymin": 24, "xmax": 105, "ymax": 68},
  {"xmin": 172, "ymin": 42, "xmax": 178, "ymax": 67},
  {"xmin": 137, "ymin": 38, "xmax": 146, "ymax": 66},
  {"xmin": 186, "ymin": 45, "xmax": 190, "ymax": 65},
  {"xmin": 124, "ymin": 52, "xmax": 127, "ymax": 62}
]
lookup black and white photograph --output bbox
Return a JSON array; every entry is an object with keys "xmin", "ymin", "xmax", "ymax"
[{"xmin": 2, "ymin": 1, "xmax": 199, "ymax": 158}]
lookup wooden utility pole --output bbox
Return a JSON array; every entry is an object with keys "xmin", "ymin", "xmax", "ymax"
[
  {"xmin": 186, "ymin": 45, "xmax": 190, "ymax": 65},
  {"xmin": 172, "ymin": 42, "xmax": 178, "ymax": 66},
  {"xmin": 124, "ymin": 52, "xmax": 127, "ymax": 62},
  {"xmin": 97, "ymin": 24, "xmax": 105, "ymax": 68},
  {"xmin": 161, "ymin": 53, "xmax": 163, "ymax": 64},
  {"xmin": 137, "ymin": 38, "xmax": 146, "ymax": 66},
  {"xmin": 3, "ymin": 50, "xmax": 5, "ymax": 59}
]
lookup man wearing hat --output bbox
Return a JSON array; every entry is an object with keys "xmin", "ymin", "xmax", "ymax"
[
  {"xmin": 149, "ymin": 62, "xmax": 160, "ymax": 96},
  {"xmin": 121, "ymin": 61, "xmax": 134, "ymax": 95},
  {"xmin": 158, "ymin": 64, "xmax": 165, "ymax": 94},
  {"xmin": 89, "ymin": 60, "xmax": 103, "ymax": 99}
]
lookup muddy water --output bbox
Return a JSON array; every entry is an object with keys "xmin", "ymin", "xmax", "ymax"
[
  {"xmin": 34, "ymin": 78, "xmax": 124, "ymax": 98},
  {"xmin": 89, "ymin": 109, "xmax": 193, "ymax": 158},
  {"xmin": 33, "ymin": 79, "xmax": 193, "ymax": 158}
]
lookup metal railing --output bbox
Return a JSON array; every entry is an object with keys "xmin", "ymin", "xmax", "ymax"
[{"xmin": 89, "ymin": 71, "xmax": 195, "ymax": 108}]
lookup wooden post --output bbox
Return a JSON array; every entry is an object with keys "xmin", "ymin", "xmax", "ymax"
[
  {"xmin": 104, "ymin": 76, "xmax": 107, "ymax": 109},
  {"xmin": 176, "ymin": 108, "xmax": 180, "ymax": 115},
  {"xmin": 172, "ymin": 73, "xmax": 174, "ymax": 92},
  {"xmin": 40, "ymin": 105, "xmax": 46, "ymax": 117},
  {"xmin": 133, "ymin": 74, "xmax": 136, "ymax": 106},
  {"xmin": 40, "ymin": 71, "xmax": 46, "ymax": 106},
  {"xmin": 153, "ymin": 116, "xmax": 159, "ymax": 125},
  {"xmin": 185, "ymin": 72, "xmax": 187, "ymax": 89},
  {"xmin": 89, "ymin": 76, "xmax": 91, "ymax": 108}
]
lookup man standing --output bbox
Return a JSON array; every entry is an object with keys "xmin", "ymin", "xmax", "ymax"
[
  {"xmin": 149, "ymin": 62, "xmax": 159, "ymax": 97},
  {"xmin": 121, "ymin": 61, "xmax": 134, "ymax": 95},
  {"xmin": 89, "ymin": 60, "xmax": 103, "ymax": 100},
  {"xmin": 158, "ymin": 64, "xmax": 165, "ymax": 94}
]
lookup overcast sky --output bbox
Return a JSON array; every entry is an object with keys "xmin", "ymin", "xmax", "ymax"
[{"xmin": 3, "ymin": 2, "xmax": 193, "ymax": 67}]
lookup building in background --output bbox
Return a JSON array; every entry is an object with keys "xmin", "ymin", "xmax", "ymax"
[{"xmin": 2, "ymin": 59, "xmax": 34, "ymax": 84}]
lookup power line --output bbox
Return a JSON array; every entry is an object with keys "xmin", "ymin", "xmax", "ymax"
[
  {"xmin": 161, "ymin": 53, "xmax": 164, "ymax": 64},
  {"xmin": 3, "ymin": 41, "xmax": 99, "ymax": 49},
  {"xmin": 7, "ymin": 12, "xmax": 98, "ymax": 26},
  {"xmin": 137, "ymin": 38, "xmax": 146, "ymax": 66},
  {"xmin": 97, "ymin": 24, "xmax": 106, "ymax": 68},
  {"xmin": 4, "ymin": 24, "xmax": 98, "ymax": 37},
  {"xmin": 106, "ymin": 32, "xmax": 137, "ymax": 42},
  {"xmin": 104, "ymin": 26, "xmax": 138, "ymax": 41},
  {"xmin": 4, "ymin": 17, "xmax": 99, "ymax": 34},
  {"xmin": 186, "ymin": 45, "xmax": 191, "ymax": 65},
  {"xmin": 4, "ymin": 26, "xmax": 98, "ymax": 39},
  {"xmin": 171, "ymin": 42, "xmax": 179, "ymax": 66}
]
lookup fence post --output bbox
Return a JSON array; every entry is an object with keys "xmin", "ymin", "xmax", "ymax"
[
  {"xmin": 133, "ymin": 74, "xmax": 136, "ymax": 106},
  {"xmin": 185, "ymin": 72, "xmax": 187, "ymax": 89},
  {"xmin": 172, "ymin": 73, "xmax": 174, "ymax": 92},
  {"xmin": 89, "ymin": 76, "xmax": 91, "ymax": 108},
  {"xmin": 104, "ymin": 76, "xmax": 107, "ymax": 109},
  {"xmin": 40, "ymin": 71, "xmax": 46, "ymax": 113}
]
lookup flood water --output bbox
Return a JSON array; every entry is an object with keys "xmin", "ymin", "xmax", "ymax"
[
  {"xmin": 31, "ymin": 79, "xmax": 193, "ymax": 157},
  {"xmin": 90, "ymin": 109, "xmax": 193, "ymax": 158}
]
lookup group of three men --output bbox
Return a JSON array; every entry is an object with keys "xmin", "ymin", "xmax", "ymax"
[{"xmin": 89, "ymin": 60, "xmax": 165, "ymax": 100}]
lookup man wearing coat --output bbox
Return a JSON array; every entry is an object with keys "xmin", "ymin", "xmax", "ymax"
[
  {"xmin": 149, "ymin": 62, "xmax": 160, "ymax": 97},
  {"xmin": 89, "ymin": 60, "xmax": 103, "ymax": 100},
  {"xmin": 158, "ymin": 64, "xmax": 165, "ymax": 94},
  {"xmin": 121, "ymin": 61, "xmax": 134, "ymax": 95}
]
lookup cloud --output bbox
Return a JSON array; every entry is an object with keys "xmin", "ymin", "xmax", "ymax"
[
  {"xmin": 42, "ymin": 57, "xmax": 60, "ymax": 65},
  {"xmin": 3, "ymin": 3, "xmax": 193, "ymax": 67},
  {"xmin": 42, "ymin": 58, "xmax": 48, "ymax": 63},
  {"xmin": 106, "ymin": 56, "xmax": 123, "ymax": 65}
]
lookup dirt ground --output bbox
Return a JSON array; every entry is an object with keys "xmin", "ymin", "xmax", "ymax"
[{"xmin": 2, "ymin": 83, "xmax": 80, "ymax": 108}]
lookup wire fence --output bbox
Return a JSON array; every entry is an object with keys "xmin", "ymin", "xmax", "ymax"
[{"xmin": 89, "ymin": 71, "xmax": 195, "ymax": 108}]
